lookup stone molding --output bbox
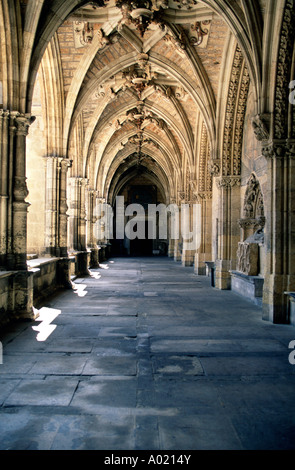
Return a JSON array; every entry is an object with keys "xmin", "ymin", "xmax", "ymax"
[
  {"xmin": 222, "ymin": 45, "xmax": 250, "ymax": 177},
  {"xmin": 215, "ymin": 176, "xmax": 241, "ymax": 189},
  {"xmin": 238, "ymin": 216, "xmax": 265, "ymax": 230},
  {"xmin": 262, "ymin": 140, "xmax": 295, "ymax": 160},
  {"xmin": 274, "ymin": 0, "xmax": 295, "ymax": 139}
]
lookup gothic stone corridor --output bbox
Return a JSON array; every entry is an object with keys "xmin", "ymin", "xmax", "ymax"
[{"xmin": 0, "ymin": 257, "xmax": 295, "ymax": 451}]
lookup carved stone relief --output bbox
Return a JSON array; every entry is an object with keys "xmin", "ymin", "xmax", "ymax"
[
  {"xmin": 237, "ymin": 174, "xmax": 265, "ymax": 276},
  {"xmin": 241, "ymin": 173, "xmax": 265, "ymax": 222},
  {"xmin": 237, "ymin": 242, "xmax": 259, "ymax": 276}
]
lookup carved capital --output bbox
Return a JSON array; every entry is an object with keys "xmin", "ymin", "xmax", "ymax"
[
  {"xmin": 262, "ymin": 140, "xmax": 295, "ymax": 159},
  {"xmin": 59, "ymin": 158, "xmax": 72, "ymax": 172},
  {"xmin": 14, "ymin": 114, "xmax": 36, "ymax": 136},
  {"xmin": 197, "ymin": 191, "xmax": 212, "ymax": 200},
  {"xmin": 13, "ymin": 176, "xmax": 29, "ymax": 202}
]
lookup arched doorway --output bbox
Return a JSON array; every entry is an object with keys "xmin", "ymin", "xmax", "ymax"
[{"xmin": 108, "ymin": 157, "xmax": 169, "ymax": 258}]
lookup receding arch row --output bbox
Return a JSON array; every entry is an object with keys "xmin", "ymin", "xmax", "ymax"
[
  {"xmin": 96, "ymin": 129, "xmax": 179, "ymax": 199},
  {"xmin": 65, "ymin": 49, "xmax": 216, "ymax": 161},
  {"xmin": 82, "ymin": 97, "xmax": 187, "ymax": 182},
  {"xmin": 106, "ymin": 157, "xmax": 171, "ymax": 208}
]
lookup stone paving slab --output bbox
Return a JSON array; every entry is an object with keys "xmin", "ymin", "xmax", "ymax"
[
  {"xmin": 158, "ymin": 413, "xmax": 243, "ymax": 450},
  {"xmin": 69, "ymin": 377, "xmax": 138, "ymax": 412},
  {"xmin": 82, "ymin": 356, "xmax": 137, "ymax": 376},
  {"xmin": 0, "ymin": 257, "xmax": 295, "ymax": 450},
  {"xmin": 4, "ymin": 376, "xmax": 79, "ymax": 406},
  {"xmin": 150, "ymin": 338, "xmax": 287, "ymax": 354}
]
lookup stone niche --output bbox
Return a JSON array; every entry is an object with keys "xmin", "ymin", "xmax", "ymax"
[{"xmin": 231, "ymin": 174, "xmax": 265, "ymax": 305}]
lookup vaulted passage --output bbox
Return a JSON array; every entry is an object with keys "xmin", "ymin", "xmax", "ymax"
[
  {"xmin": 0, "ymin": 0, "xmax": 294, "ymax": 323},
  {"xmin": 1, "ymin": 257, "xmax": 295, "ymax": 450}
]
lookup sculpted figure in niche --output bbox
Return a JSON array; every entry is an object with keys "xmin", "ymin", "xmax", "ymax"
[
  {"xmin": 237, "ymin": 174, "xmax": 265, "ymax": 276},
  {"xmin": 243, "ymin": 173, "xmax": 265, "ymax": 220}
]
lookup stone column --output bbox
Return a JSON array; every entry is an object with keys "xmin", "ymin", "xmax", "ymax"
[
  {"xmin": 79, "ymin": 177, "xmax": 88, "ymax": 252},
  {"xmin": 173, "ymin": 203, "xmax": 182, "ymax": 262},
  {"xmin": 45, "ymin": 156, "xmax": 59, "ymax": 256},
  {"xmin": 181, "ymin": 201, "xmax": 196, "ymax": 267},
  {"xmin": 214, "ymin": 176, "xmax": 241, "ymax": 289},
  {"xmin": 68, "ymin": 177, "xmax": 78, "ymax": 252},
  {"xmin": 166, "ymin": 200, "xmax": 176, "ymax": 257},
  {"xmin": 4, "ymin": 112, "xmax": 37, "ymax": 319},
  {"xmin": 59, "ymin": 158, "xmax": 71, "ymax": 258},
  {"xmin": 168, "ymin": 237, "xmax": 175, "ymax": 257},
  {"xmin": 45, "ymin": 156, "xmax": 71, "ymax": 258},
  {"xmin": 0, "ymin": 110, "xmax": 9, "ymax": 268},
  {"xmin": 57, "ymin": 159, "xmax": 72, "ymax": 289},
  {"xmin": 262, "ymin": 141, "xmax": 295, "ymax": 323},
  {"xmin": 194, "ymin": 192, "xmax": 213, "ymax": 275},
  {"xmin": 9, "ymin": 113, "xmax": 35, "ymax": 270},
  {"xmin": 87, "ymin": 189, "xmax": 99, "ymax": 267},
  {"xmin": 68, "ymin": 176, "xmax": 89, "ymax": 275}
]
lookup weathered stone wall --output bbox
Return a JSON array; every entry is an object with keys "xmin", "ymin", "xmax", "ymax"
[
  {"xmin": 240, "ymin": 83, "xmax": 268, "ymax": 278},
  {"xmin": 26, "ymin": 78, "xmax": 46, "ymax": 257}
]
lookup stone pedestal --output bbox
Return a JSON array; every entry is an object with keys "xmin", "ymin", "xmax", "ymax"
[
  {"xmin": 76, "ymin": 251, "xmax": 90, "ymax": 276},
  {"xmin": 57, "ymin": 257, "xmax": 73, "ymax": 289},
  {"xmin": 231, "ymin": 270, "xmax": 264, "ymax": 306},
  {"xmin": 90, "ymin": 247, "xmax": 100, "ymax": 268}
]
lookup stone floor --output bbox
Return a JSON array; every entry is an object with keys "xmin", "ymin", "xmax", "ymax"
[{"xmin": 0, "ymin": 256, "xmax": 295, "ymax": 451}]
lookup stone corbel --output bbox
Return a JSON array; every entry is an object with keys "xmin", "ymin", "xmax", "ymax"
[
  {"xmin": 178, "ymin": 191, "xmax": 186, "ymax": 204},
  {"xmin": 14, "ymin": 113, "xmax": 36, "ymax": 137},
  {"xmin": 208, "ymin": 159, "xmax": 220, "ymax": 177},
  {"xmin": 238, "ymin": 216, "xmax": 265, "ymax": 231},
  {"xmin": 252, "ymin": 114, "xmax": 271, "ymax": 142}
]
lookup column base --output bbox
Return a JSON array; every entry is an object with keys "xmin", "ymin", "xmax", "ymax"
[
  {"xmin": 181, "ymin": 250, "xmax": 195, "ymax": 267},
  {"xmin": 12, "ymin": 271, "xmax": 39, "ymax": 321},
  {"xmin": 262, "ymin": 273, "xmax": 295, "ymax": 323},
  {"xmin": 215, "ymin": 259, "xmax": 232, "ymax": 290},
  {"xmin": 57, "ymin": 257, "xmax": 74, "ymax": 289},
  {"xmin": 76, "ymin": 251, "xmax": 91, "ymax": 276},
  {"xmin": 231, "ymin": 270, "xmax": 264, "ymax": 306},
  {"xmin": 90, "ymin": 247, "xmax": 100, "ymax": 268},
  {"xmin": 174, "ymin": 241, "xmax": 182, "ymax": 262},
  {"xmin": 194, "ymin": 253, "xmax": 212, "ymax": 275}
]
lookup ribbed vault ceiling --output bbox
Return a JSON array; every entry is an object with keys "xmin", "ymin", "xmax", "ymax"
[{"xmin": 38, "ymin": 0, "xmax": 232, "ymax": 200}]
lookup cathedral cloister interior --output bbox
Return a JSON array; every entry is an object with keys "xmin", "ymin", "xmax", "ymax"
[{"xmin": 0, "ymin": 0, "xmax": 295, "ymax": 451}]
